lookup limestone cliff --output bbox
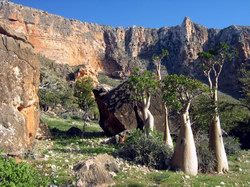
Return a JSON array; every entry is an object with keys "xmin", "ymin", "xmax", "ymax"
[
  {"xmin": 0, "ymin": 24, "xmax": 40, "ymax": 154},
  {"xmin": 0, "ymin": 1, "xmax": 250, "ymax": 96}
]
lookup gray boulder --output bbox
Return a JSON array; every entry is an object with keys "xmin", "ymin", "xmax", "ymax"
[{"xmin": 74, "ymin": 154, "xmax": 119, "ymax": 187}]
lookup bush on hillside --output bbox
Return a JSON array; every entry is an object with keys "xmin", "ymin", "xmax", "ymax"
[
  {"xmin": 0, "ymin": 154, "xmax": 49, "ymax": 186},
  {"xmin": 116, "ymin": 130, "xmax": 173, "ymax": 170},
  {"xmin": 224, "ymin": 136, "xmax": 241, "ymax": 155},
  {"xmin": 195, "ymin": 132, "xmax": 216, "ymax": 173},
  {"xmin": 195, "ymin": 131, "xmax": 241, "ymax": 173}
]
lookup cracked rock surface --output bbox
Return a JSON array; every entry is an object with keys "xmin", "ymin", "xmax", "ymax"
[{"xmin": 0, "ymin": 30, "xmax": 40, "ymax": 154}]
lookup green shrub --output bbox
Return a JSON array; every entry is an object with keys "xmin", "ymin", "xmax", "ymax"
[
  {"xmin": 224, "ymin": 136, "xmax": 241, "ymax": 156},
  {"xmin": 195, "ymin": 132, "xmax": 216, "ymax": 173},
  {"xmin": 116, "ymin": 130, "xmax": 173, "ymax": 170},
  {"xmin": 0, "ymin": 155, "xmax": 49, "ymax": 186},
  {"xmin": 98, "ymin": 73, "xmax": 122, "ymax": 87},
  {"xmin": 192, "ymin": 94, "xmax": 250, "ymax": 134}
]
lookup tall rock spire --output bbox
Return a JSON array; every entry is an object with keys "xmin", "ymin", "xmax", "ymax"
[{"xmin": 182, "ymin": 17, "xmax": 194, "ymax": 42}]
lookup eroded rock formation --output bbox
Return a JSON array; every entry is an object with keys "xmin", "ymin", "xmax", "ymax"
[
  {"xmin": 0, "ymin": 28, "xmax": 40, "ymax": 154},
  {"xmin": 0, "ymin": 2, "xmax": 250, "ymax": 96}
]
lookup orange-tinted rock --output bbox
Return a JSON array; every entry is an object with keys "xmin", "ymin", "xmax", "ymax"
[
  {"xmin": 1, "ymin": 2, "xmax": 250, "ymax": 96},
  {"xmin": 0, "ymin": 29, "xmax": 40, "ymax": 154},
  {"xmin": 0, "ymin": 1, "xmax": 104, "ymax": 81}
]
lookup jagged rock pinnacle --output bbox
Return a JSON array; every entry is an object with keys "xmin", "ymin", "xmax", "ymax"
[{"xmin": 182, "ymin": 17, "xmax": 192, "ymax": 27}]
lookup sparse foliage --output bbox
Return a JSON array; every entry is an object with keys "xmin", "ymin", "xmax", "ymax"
[{"xmin": 152, "ymin": 49, "xmax": 169, "ymax": 80}]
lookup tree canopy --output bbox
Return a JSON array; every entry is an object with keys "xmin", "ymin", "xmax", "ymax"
[
  {"xmin": 74, "ymin": 77, "xmax": 96, "ymax": 113},
  {"xmin": 162, "ymin": 74, "xmax": 207, "ymax": 111},
  {"xmin": 128, "ymin": 68, "xmax": 158, "ymax": 102}
]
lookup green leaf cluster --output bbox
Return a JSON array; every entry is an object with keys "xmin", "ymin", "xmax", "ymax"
[
  {"xmin": 152, "ymin": 49, "xmax": 169, "ymax": 62},
  {"xmin": 0, "ymin": 155, "xmax": 49, "ymax": 187},
  {"xmin": 74, "ymin": 77, "xmax": 96, "ymax": 112},
  {"xmin": 162, "ymin": 74, "xmax": 207, "ymax": 111},
  {"xmin": 128, "ymin": 68, "xmax": 158, "ymax": 101},
  {"xmin": 198, "ymin": 42, "xmax": 237, "ymax": 71}
]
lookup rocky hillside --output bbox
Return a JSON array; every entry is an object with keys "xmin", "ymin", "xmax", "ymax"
[{"xmin": 0, "ymin": 1, "xmax": 250, "ymax": 96}]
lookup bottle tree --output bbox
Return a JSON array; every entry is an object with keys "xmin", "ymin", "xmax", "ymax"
[
  {"xmin": 128, "ymin": 68, "xmax": 158, "ymax": 136},
  {"xmin": 152, "ymin": 49, "xmax": 173, "ymax": 148},
  {"xmin": 198, "ymin": 43, "xmax": 236, "ymax": 173},
  {"xmin": 152, "ymin": 49, "xmax": 169, "ymax": 80},
  {"xmin": 163, "ymin": 74, "xmax": 207, "ymax": 175}
]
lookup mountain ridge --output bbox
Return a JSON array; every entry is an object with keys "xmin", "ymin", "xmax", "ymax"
[{"xmin": 1, "ymin": 1, "xmax": 250, "ymax": 97}]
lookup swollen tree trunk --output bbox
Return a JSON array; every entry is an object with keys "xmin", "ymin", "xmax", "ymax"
[
  {"xmin": 142, "ymin": 96, "xmax": 154, "ymax": 136},
  {"xmin": 156, "ymin": 61, "xmax": 162, "ymax": 81},
  {"xmin": 171, "ymin": 102, "xmax": 198, "ymax": 176},
  {"xmin": 163, "ymin": 105, "xmax": 173, "ymax": 149},
  {"xmin": 156, "ymin": 62, "xmax": 173, "ymax": 146},
  {"xmin": 209, "ymin": 86, "xmax": 229, "ymax": 173}
]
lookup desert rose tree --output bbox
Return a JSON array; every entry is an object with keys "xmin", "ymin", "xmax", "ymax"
[
  {"xmin": 152, "ymin": 49, "xmax": 169, "ymax": 80},
  {"xmin": 128, "ymin": 68, "xmax": 158, "ymax": 136},
  {"xmin": 153, "ymin": 49, "xmax": 173, "ymax": 148},
  {"xmin": 163, "ymin": 74, "xmax": 207, "ymax": 175},
  {"xmin": 198, "ymin": 43, "xmax": 236, "ymax": 173}
]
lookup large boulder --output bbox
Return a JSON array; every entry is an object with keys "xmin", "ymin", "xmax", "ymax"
[
  {"xmin": 0, "ymin": 30, "xmax": 40, "ymax": 154},
  {"xmin": 93, "ymin": 83, "xmax": 167, "ymax": 136},
  {"xmin": 74, "ymin": 154, "xmax": 119, "ymax": 187}
]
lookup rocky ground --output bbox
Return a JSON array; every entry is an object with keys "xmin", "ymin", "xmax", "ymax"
[{"xmin": 25, "ymin": 114, "xmax": 250, "ymax": 187}]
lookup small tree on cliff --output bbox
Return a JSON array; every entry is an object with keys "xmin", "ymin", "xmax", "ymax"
[
  {"xmin": 163, "ymin": 74, "xmax": 207, "ymax": 176},
  {"xmin": 128, "ymin": 68, "xmax": 158, "ymax": 136},
  {"xmin": 198, "ymin": 43, "xmax": 237, "ymax": 173},
  {"xmin": 152, "ymin": 49, "xmax": 173, "ymax": 148},
  {"xmin": 74, "ymin": 77, "xmax": 96, "ymax": 133},
  {"xmin": 152, "ymin": 49, "xmax": 169, "ymax": 80}
]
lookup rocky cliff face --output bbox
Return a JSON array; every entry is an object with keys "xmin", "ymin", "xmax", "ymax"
[
  {"xmin": 0, "ymin": 23, "xmax": 40, "ymax": 154},
  {"xmin": 1, "ymin": 2, "xmax": 250, "ymax": 96}
]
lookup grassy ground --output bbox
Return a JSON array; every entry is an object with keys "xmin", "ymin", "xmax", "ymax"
[
  {"xmin": 41, "ymin": 114, "xmax": 101, "ymax": 132},
  {"xmin": 114, "ymin": 151, "xmax": 250, "ymax": 186},
  {"xmin": 30, "ymin": 114, "xmax": 250, "ymax": 186}
]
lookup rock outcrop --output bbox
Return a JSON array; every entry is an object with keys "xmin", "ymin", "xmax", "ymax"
[
  {"xmin": 93, "ymin": 83, "xmax": 169, "ymax": 136},
  {"xmin": 0, "ymin": 2, "xmax": 250, "ymax": 97},
  {"xmin": 0, "ymin": 27, "xmax": 40, "ymax": 154}
]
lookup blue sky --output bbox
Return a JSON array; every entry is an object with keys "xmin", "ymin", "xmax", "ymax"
[{"xmin": 11, "ymin": 0, "xmax": 250, "ymax": 29}]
